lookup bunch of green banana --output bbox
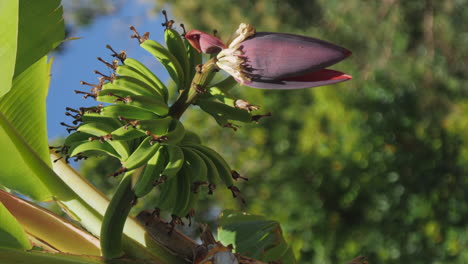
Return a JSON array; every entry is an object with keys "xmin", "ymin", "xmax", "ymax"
[
  {"xmin": 62, "ymin": 24, "xmax": 193, "ymax": 166},
  {"xmin": 195, "ymin": 76, "xmax": 270, "ymax": 130},
  {"xmin": 61, "ymin": 15, "xmax": 253, "ymax": 254}
]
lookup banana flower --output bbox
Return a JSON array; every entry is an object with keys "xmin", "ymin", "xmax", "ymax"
[{"xmin": 186, "ymin": 23, "xmax": 352, "ymax": 89}]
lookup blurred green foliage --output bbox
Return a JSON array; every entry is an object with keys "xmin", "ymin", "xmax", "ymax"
[{"xmin": 77, "ymin": 0, "xmax": 468, "ymax": 263}]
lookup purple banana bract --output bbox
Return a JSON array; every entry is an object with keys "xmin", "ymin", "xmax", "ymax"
[
  {"xmin": 185, "ymin": 23, "xmax": 352, "ymax": 89},
  {"xmin": 185, "ymin": 30, "xmax": 226, "ymax": 54}
]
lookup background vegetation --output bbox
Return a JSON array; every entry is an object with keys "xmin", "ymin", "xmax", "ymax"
[{"xmin": 71, "ymin": 0, "xmax": 468, "ymax": 263}]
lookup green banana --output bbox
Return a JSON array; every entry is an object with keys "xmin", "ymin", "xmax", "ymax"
[
  {"xmin": 182, "ymin": 147, "xmax": 208, "ymax": 183},
  {"xmin": 99, "ymin": 104, "xmax": 159, "ymax": 120},
  {"xmin": 80, "ymin": 112, "xmax": 124, "ymax": 126},
  {"xmin": 133, "ymin": 148, "xmax": 167, "ymax": 197},
  {"xmin": 208, "ymin": 76, "xmax": 239, "ymax": 96},
  {"xmin": 68, "ymin": 140, "xmax": 121, "ymax": 159},
  {"xmin": 180, "ymin": 130, "xmax": 202, "ymax": 145},
  {"xmin": 182, "ymin": 147, "xmax": 209, "ymax": 210},
  {"xmin": 77, "ymin": 121, "xmax": 130, "ymax": 160},
  {"xmin": 161, "ymin": 144, "xmax": 184, "ymax": 178},
  {"xmin": 165, "ymin": 28, "xmax": 189, "ymax": 89},
  {"xmin": 138, "ymin": 117, "xmax": 173, "ymax": 135},
  {"xmin": 186, "ymin": 147, "xmax": 220, "ymax": 191},
  {"xmin": 123, "ymin": 57, "xmax": 169, "ymax": 103},
  {"xmin": 64, "ymin": 131, "xmax": 94, "ymax": 147},
  {"xmin": 140, "ymin": 39, "xmax": 184, "ymax": 89},
  {"xmin": 115, "ymin": 63, "xmax": 166, "ymax": 100},
  {"xmin": 183, "ymin": 144, "xmax": 234, "ymax": 187},
  {"xmin": 163, "ymin": 119, "xmax": 185, "ymax": 144},
  {"xmin": 97, "ymin": 91, "xmax": 168, "ymax": 116},
  {"xmin": 100, "ymin": 170, "xmax": 138, "ymax": 258},
  {"xmin": 197, "ymin": 99, "xmax": 252, "ymax": 126},
  {"xmin": 111, "ymin": 126, "xmax": 147, "ymax": 141},
  {"xmin": 206, "ymin": 87, "xmax": 237, "ymax": 106},
  {"xmin": 110, "ymin": 75, "xmax": 161, "ymax": 97},
  {"xmin": 197, "ymin": 98, "xmax": 252, "ymax": 124},
  {"xmin": 171, "ymin": 165, "xmax": 192, "ymax": 217},
  {"xmin": 97, "ymin": 88, "xmax": 137, "ymax": 102},
  {"xmin": 111, "ymin": 117, "xmax": 173, "ymax": 141},
  {"xmin": 155, "ymin": 174, "xmax": 178, "ymax": 211},
  {"xmin": 122, "ymin": 136, "xmax": 161, "ymax": 170},
  {"xmin": 206, "ymin": 78, "xmax": 259, "ymax": 112}
]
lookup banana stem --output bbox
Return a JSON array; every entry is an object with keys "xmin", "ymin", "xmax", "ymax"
[
  {"xmin": 100, "ymin": 169, "xmax": 140, "ymax": 259},
  {"xmin": 169, "ymin": 58, "xmax": 218, "ymax": 119}
]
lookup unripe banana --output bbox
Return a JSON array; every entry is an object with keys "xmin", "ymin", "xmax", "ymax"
[
  {"xmin": 100, "ymin": 170, "xmax": 137, "ymax": 258},
  {"xmin": 180, "ymin": 130, "xmax": 202, "ymax": 145},
  {"xmin": 98, "ymin": 93, "xmax": 169, "ymax": 116},
  {"xmin": 165, "ymin": 28, "xmax": 190, "ymax": 89},
  {"xmin": 133, "ymin": 148, "xmax": 167, "ymax": 197},
  {"xmin": 197, "ymin": 98, "xmax": 252, "ymax": 124},
  {"xmin": 68, "ymin": 140, "xmax": 121, "ymax": 159},
  {"xmin": 64, "ymin": 131, "xmax": 94, "ymax": 147},
  {"xmin": 111, "ymin": 116, "xmax": 173, "ymax": 141},
  {"xmin": 138, "ymin": 117, "xmax": 173, "ymax": 135},
  {"xmin": 182, "ymin": 147, "xmax": 208, "ymax": 183},
  {"xmin": 182, "ymin": 148, "xmax": 210, "ymax": 210},
  {"xmin": 123, "ymin": 58, "xmax": 168, "ymax": 102},
  {"xmin": 171, "ymin": 165, "xmax": 192, "ymax": 217},
  {"xmin": 112, "ymin": 116, "xmax": 179, "ymax": 143},
  {"xmin": 183, "ymin": 144, "xmax": 234, "ymax": 187},
  {"xmin": 163, "ymin": 119, "xmax": 185, "ymax": 144},
  {"xmin": 122, "ymin": 136, "xmax": 161, "ymax": 170},
  {"xmin": 111, "ymin": 76, "xmax": 161, "ymax": 97},
  {"xmin": 77, "ymin": 121, "xmax": 130, "ymax": 160},
  {"xmin": 161, "ymin": 144, "xmax": 184, "ymax": 178},
  {"xmin": 80, "ymin": 112, "xmax": 123, "ymax": 125},
  {"xmin": 155, "ymin": 174, "xmax": 178, "ymax": 211},
  {"xmin": 111, "ymin": 126, "xmax": 147, "ymax": 141},
  {"xmin": 209, "ymin": 76, "xmax": 238, "ymax": 94},
  {"xmin": 206, "ymin": 86, "xmax": 237, "ymax": 106},
  {"xmin": 115, "ymin": 64, "xmax": 166, "ymax": 100},
  {"xmin": 186, "ymin": 147, "xmax": 220, "ymax": 189},
  {"xmin": 140, "ymin": 39, "xmax": 185, "ymax": 89},
  {"xmin": 100, "ymin": 104, "xmax": 159, "ymax": 120}
]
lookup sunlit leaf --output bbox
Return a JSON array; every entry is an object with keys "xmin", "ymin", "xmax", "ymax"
[
  {"xmin": 0, "ymin": 1, "xmax": 18, "ymax": 98},
  {"xmin": 0, "ymin": 0, "xmax": 64, "ymax": 98},
  {"xmin": 218, "ymin": 210, "xmax": 296, "ymax": 264},
  {"xmin": 14, "ymin": 0, "xmax": 64, "ymax": 78},
  {"xmin": 0, "ymin": 57, "xmax": 71, "ymax": 201},
  {"xmin": 0, "ymin": 201, "xmax": 31, "ymax": 250},
  {"xmin": 0, "ymin": 0, "xmax": 68, "ymax": 201}
]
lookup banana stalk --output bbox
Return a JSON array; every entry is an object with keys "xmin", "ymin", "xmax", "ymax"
[{"xmin": 169, "ymin": 58, "xmax": 218, "ymax": 119}]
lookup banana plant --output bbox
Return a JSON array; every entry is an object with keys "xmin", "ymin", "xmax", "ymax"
[{"xmin": 0, "ymin": 1, "xmax": 361, "ymax": 264}]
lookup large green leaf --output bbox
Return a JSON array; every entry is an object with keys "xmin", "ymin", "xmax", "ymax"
[
  {"xmin": 0, "ymin": 57, "xmax": 70, "ymax": 200},
  {"xmin": 14, "ymin": 0, "xmax": 64, "ymax": 79},
  {"xmin": 0, "ymin": 1, "xmax": 18, "ymax": 98},
  {"xmin": 0, "ymin": 201, "xmax": 31, "ymax": 250},
  {"xmin": 218, "ymin": 210, "xmax": 296, "ymax": 264},
  {"xmin": 0, "ymin": 0, "xmax": 64, "ymax": 98},
  {"xmin": 0, "ymin": 0, "xmax": 67, "ymax": 200}
]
